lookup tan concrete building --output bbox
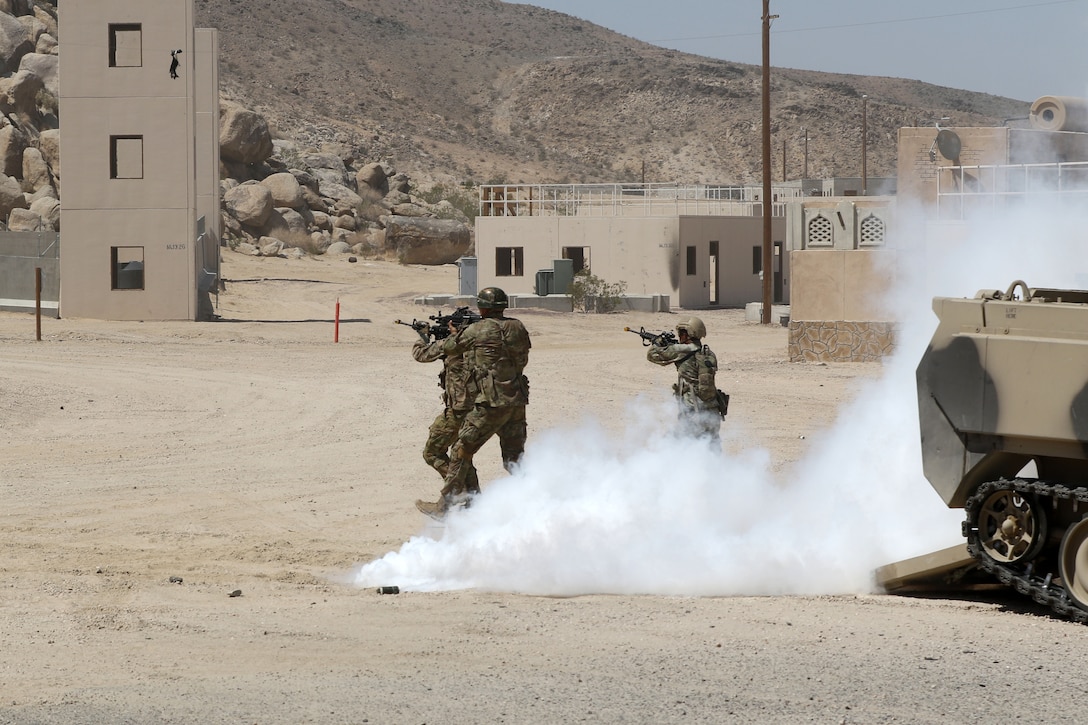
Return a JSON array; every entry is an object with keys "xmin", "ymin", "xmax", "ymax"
[
  {"xmin": 783, "ymin": 196, "xmax": 896, "ymax": 361},
  {"xmin": 785, "ymin": 99, "xmax": 1088, "ymax": 362},
  {"xmin": 897, "ymin": 124, "xmax": 1088, "ymax": 211},
  {"xmin": 474, "ymin": 184, "xmax": 791, "ymax": 310},
  {"xmin": 59, "ymin": 0, "xmax": 220, "ymax": 320}
]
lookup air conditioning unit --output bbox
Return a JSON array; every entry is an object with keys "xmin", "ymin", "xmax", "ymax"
[{"xmin": 535, "ymin": 269, "xmax": 554, "ymax": 296}]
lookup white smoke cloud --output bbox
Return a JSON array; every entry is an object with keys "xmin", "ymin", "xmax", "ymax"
[{"xmin": 353, "ymin": 196, "xmax": 1088, "ymax": 597}]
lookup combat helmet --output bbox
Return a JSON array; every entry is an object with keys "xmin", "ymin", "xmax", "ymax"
[
  {"xmin": 476, "ymin": 286, "xmax": 509, "ymax": 310},
  {"xmin": 676, "ymin": 316, "xmax": 706, "ymax": 340}
]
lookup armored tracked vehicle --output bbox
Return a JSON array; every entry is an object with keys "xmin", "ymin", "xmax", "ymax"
[{"xmin": 917, "ymin": 281, "xmax": 1088, "ymax": 622}]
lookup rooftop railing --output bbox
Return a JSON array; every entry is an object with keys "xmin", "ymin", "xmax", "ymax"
[
  {"xmin": 936, "ymin": 161, "xmax": 1088, "ymax": 219},
  {"xmin": 479, "ymin": 183, "xmax": 798, "ymax": 218}
]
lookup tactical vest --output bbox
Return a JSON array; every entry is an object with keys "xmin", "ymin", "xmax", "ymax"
[
  {"xmin": 675, "ymin": 345, "xmax": 719, "ymax": 407},
  {"xmin": 469, "ymin": 317, "xmax": 530, "ymax": 407}
]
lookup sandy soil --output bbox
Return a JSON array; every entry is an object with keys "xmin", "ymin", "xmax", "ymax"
[{"xmin": 2, "ymin": 250, "xmax": 1086, "ymax": 724}]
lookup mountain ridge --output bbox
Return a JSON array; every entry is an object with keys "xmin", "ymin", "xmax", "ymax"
[{"xmin": 197, "ymin": 0, "xmax": 1028, "ymax": 187}]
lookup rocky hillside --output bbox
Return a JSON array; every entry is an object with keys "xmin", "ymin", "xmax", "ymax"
[
  {"xmin": 0, "ymin": 0, "xmax": 1031, "ymax": 253},
  {"xmin": 196, "ymin": 0, "xmax": 1028, "ymax": 187}
]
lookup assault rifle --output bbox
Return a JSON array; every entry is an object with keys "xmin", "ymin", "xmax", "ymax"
[
  {"xmin": 396, "ymin": 306, "xmax": 482, "ymax": 341},
  {"xmin": 624, "ymin": 326, "xmax": 677, "ymax": 347}
]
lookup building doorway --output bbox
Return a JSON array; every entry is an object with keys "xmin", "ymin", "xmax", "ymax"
[
  {"xmin": 708, "ymin": 240, "xmax": 719, "ymax": 305},
  {"xmin": 773, "ymin": 240, "xmax": 784, "ymax": 303}
]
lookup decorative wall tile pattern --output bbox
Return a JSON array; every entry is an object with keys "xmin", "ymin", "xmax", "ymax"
[{"xmin": 788, "ymin": 321, "xmax": 896, "ymax": 362}]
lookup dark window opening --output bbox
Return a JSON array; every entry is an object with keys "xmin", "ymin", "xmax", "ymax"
[
  {"xmin": 496, "ymin": 247, "xmax": 524, "ymax": 277},
  {"xmin": 685, "ymin": 246, "xmax": 696, "ymax": 276},
  {"xmin": 109, "ymin": 24, "xmax": 142, "ymax": 67},
  {"xmin": 752, "ymin": 246, "xmax": 762, "ymax": 275},
  {"xmin": 111, "ymin": 246, "xmax": 145, "ymax": 290},
  {"xmin": 561, "ymin": 246, "xmax": 589, "ymax": 274},
  {"xmin": 110, "ymin": 135, "xmax": 144, "ymax": 179}
]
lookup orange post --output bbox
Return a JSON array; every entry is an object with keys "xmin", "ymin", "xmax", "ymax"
[{"xmin": 334, "ymin": 298, "xmax": 340, "ymax": 342}]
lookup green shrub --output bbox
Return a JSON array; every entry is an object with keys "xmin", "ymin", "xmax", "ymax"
[
  {"xmin": 415, "ymin": 181, "xmax": 479, "ymax": 222},
  {"xmin": 570, "ymin": 268, "xmax": 627, "ymax": 313}
]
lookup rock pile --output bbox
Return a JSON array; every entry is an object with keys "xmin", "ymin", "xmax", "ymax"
[
  {"xmin": 219, "ymin": 101, "xmax": 474, "ymax": 265},
  {"xmin": 0, "ymin": 0, "xmax": 59, "ymax": 232},
  {"xmin": 0, "ymin": 1, "xmax": 472, "ymax": 264}
]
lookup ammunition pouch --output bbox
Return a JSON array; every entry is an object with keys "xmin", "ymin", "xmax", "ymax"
[{"xmin": 715, "ymin": 389, "xmax": 730, "ymax": 418}]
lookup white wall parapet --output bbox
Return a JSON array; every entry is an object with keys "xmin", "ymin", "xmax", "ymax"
[{"xmin": 479, "ymin": 183, "xmax": 797, "ymax": 218}]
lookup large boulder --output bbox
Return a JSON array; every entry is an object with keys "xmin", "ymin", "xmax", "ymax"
[
  {"xmin": 0, "ymin": 12, "xmax": 33, "ymax": 74},
  {"xmin": 390, "ymin": 202, "xmax": 431, "ymax": 217},
  {"xmin": 389, "ymin": 172, "xmax": 411, "ymax": 194},
  {"xmin": 300, "ymin": 184, "xmax": 328, "ymax": 213},
  {"xmin": 0, "ymin": 172, "xmax": 27, "ymax": 219},
  {"xmin": 260, "ymin": 207, "xmax": 308, "ymax": 237},
  {"xmin": 223, "ymin": 183, "xmax": 273, "ymax": 227},
  {"xmin": 0, "ymin": 1, "xmax": 33, "ymax": 16},
  {"xmin": 320, "ymin": 182, "xmax": 362, "ymax": 216},
  {"xmin": 0, "ymin": 124, "xmax": 27, "ymax": 178},
  {"xmin": 38, "ymin": 127, "xmax": 57, "ymax": 174},
  {"xmin": 15, "ymin": 14, "xmax": 45, "ymax": 46},
  {"xmin": 259, "ymin": 172, "xmax": 304, "ymax": 209},
  {"xmin": 356, "ymin": 162, "xmax": 388, "ymax": 195},
  {"xmin": 8, "ymin": 205, "xmax": 42, "ymax": 230},
  {"xmin": 3, "ymin": 68, "xmax": 43, "ymax": 122},
  {"xmin": 385, "ymin": 216, "xmax": 472, "ymax": 265},
  {"xmin": 34, "ymin": 32, "xmax": 55, "ymax": 56},
  {"xmin": 32, "ymin": 6, "xmax": 56, "ymax": 39},
  {"xmin": 302, "ymin": 152, "xmax": 347, "ymax": 172},
  {"xmin": 219, "ymin": 101, "xmax": 273, "ymax": 164},
  {"xmin": 29, "ymin": 194, "xmax": 58, "ymax": 230},
  {"xmin": 17, "ymin": 53, "xmax": 56, "ymax": 97},
  {"xmin": 21, "ymin": 146, "xmax": 51, "ymax": 191}
]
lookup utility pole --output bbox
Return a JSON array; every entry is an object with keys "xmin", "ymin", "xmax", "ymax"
[
  {"xmin": 861, "ymin": 94, "xmax": 868, "ymax": 195},
  {"xmin": 802, "ymin": 127, "xmax": 809, "ymax": 179},
  {"xmin": 761, "ymin": 0, "xmax": 776, "ymax": 324},
  {"xmin": 782, "ymin": 139, "xmax": 787, "ymax": 182}
]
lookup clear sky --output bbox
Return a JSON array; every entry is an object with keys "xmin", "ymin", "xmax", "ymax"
[{"xmin": 508, "ymin": 0, "xmax": 1088, "ymax": 102}]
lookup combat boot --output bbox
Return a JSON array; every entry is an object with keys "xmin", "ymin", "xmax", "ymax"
[{"xmin": 415, "ymin": 497, "xmax": 448, "ymax": 521}]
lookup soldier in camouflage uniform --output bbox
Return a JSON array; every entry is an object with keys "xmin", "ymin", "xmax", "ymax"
[
  {"xmin": 416, "ymin": 287, "xmax": 531, "ymax": 520},
  {"xmin": 647, "ymin": 316, "xmax": 724, "ymax": 441},
  {"xmin": 412, "ymin": 324, "xmax": 480, "ymax": 497}
]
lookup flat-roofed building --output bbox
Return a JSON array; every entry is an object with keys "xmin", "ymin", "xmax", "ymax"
[
  {"xmin": 59, "ymin": 0, "xmax": 220, "ymax": 320},
  {"xmin": 475, "ymin": 183, "xmax": 791, "ymax": 310}
]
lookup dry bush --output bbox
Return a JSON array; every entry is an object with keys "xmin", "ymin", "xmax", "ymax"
[
  {"xmin": 356, "ymin": 188, "xmax": 386, "ymax": 223},
  {"xmin": 276, "ymin": 228, "xmax": 325, "ymax": 256}
]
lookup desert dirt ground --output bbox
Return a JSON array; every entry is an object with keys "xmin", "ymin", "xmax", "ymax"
[{"xmin": 2, "ymin": 250, "xmax": 1087, "ymax": 724}]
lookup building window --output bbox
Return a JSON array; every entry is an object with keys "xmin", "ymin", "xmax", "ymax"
[
  {"xmin": 110, "ymin": 136, "xmax": 144, "ymax": 179},
  {"xmin": 807, "ymin": 215, "xmax": 833, "ymax": 247},
  {"xmin": 561, "ymin": 246, "xmax": 589, "ymax": 274},
  {"xmin": 752, "ymin": 246, "xmax": 762, "ymax": 275},
  {"xmin": 859, "ymin": 213, "xmax": 886, "ymax": 247},
  {"xmin": 109, "ymin": 24, "xmax": 143, "ymax": 67},
  {"xmin": 111, "ymin": 247, "xmax": 145, "ymax": 290},
  {"xmin": 686, "ymin": 246, "xmax": 696, "ymax": 276},
  {"xmin": 496, "ymin": 247, "xmax": 524, "ymax": 277}
]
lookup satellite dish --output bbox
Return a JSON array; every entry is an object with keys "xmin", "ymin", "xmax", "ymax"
[{"xmin": 936, "ymin": 129, "xmax": 961, "ymax": 161}]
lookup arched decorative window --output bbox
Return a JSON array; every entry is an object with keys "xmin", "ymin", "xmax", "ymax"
[
  {"xmin": 807, "ymin": 214, "xmax": 833, "ymax": 248},
  {"xmin": 859, "ymin": 213, "xmax": 886, "ymax": 247}
]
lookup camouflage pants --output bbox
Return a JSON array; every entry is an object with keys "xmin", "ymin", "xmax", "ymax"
[
  {"xmin": 676, "ymin": 400, "xmax": 722, "ymax": 443},
  {"xmin": 442, "ymin": 404, "xmax": 527, "ymax": 498},
  {"xmin": 424, "ymin": 408, "xmax": 479, "ymax": 494}
]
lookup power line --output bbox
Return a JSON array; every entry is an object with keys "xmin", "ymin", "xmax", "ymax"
[{"xmin": 648, "ymin": 0, "xmax": 1082, "ymax": 44}]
